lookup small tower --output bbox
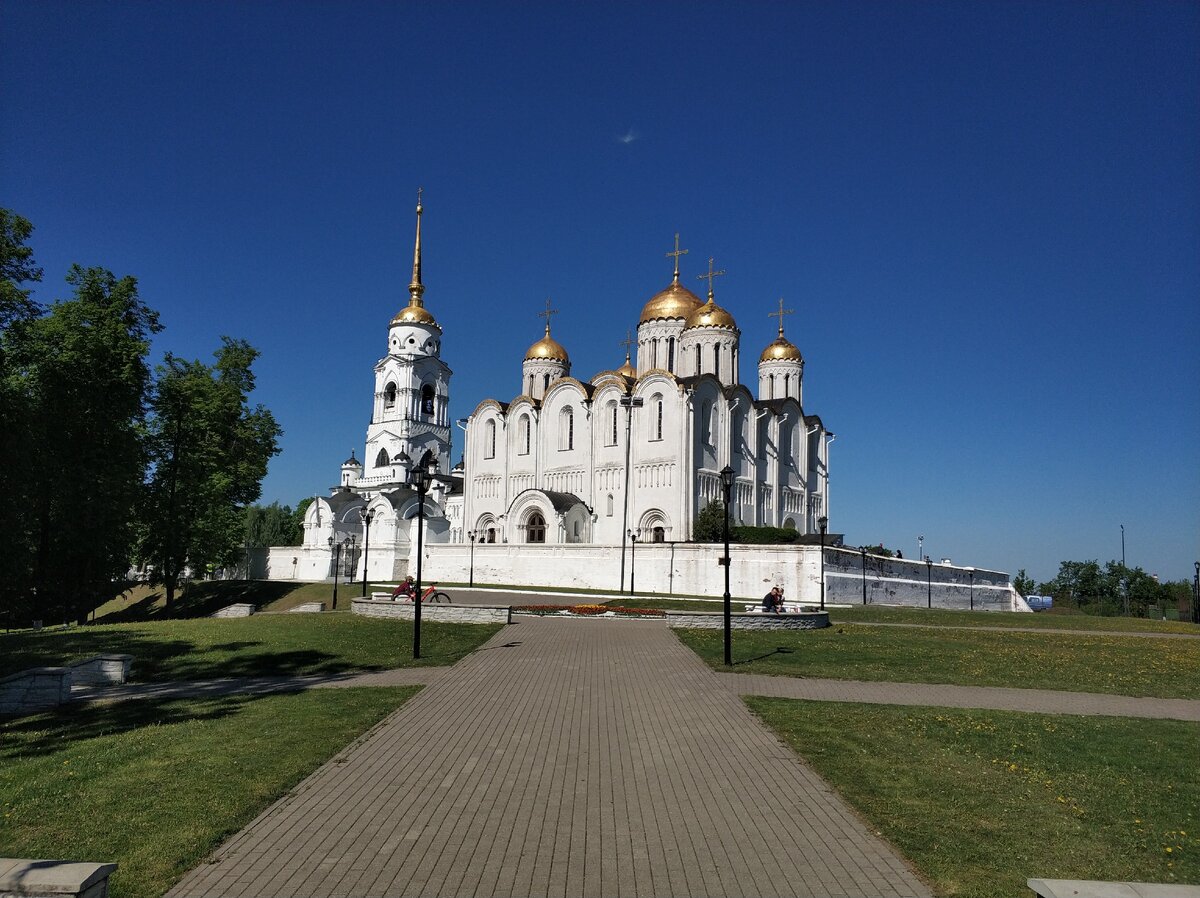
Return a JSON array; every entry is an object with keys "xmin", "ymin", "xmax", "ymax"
[
  {"xmin": 340, "ymin": 450, "xmax": 363, "ymax": 488},
  {"xmin": 679, "ymin": 257, "xmax": 739, "ymax": 385},
  {"xmin": 522, "ymin": 299, "xmax": 570, "ymax": 401},
  {"xmin": 361, "ymin": 189, "xmax": 454, "ymax": 488},
  {"xmin": 636, "ymin": 234, "xmax": 703, "ymax": 375},
  {"xmin": 758, "ymin": 298, "xmax": 803, "ymax": 403}
]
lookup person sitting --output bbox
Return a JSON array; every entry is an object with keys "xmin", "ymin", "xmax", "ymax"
[
  {"xmin": 776, "ymin": 588, "xmax": 789, "ymax": 613},
  {"xmin": 762, "ymin": 586, "xmax": 783, "ymax": 614}
]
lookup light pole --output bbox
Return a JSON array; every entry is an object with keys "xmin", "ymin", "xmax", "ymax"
[
  {"xmin": 1193, "ymin": 561, "xmax": 1199, "ymax": 625},
  {"xmin": 327, "ymin": 534, "xmax": 346, "ymax": 611},
  {"xmin": 818, "ymin": 515, "xmax": 828, "ymax": 610},
  {"xmin": 1121, "ymin": 524, "xmax": 1126, "ymax": 567},
  {"xmin": 926, "ymin": 556, "xmax": 933, "ymax": 609},
  {"xmin": 966, "ymin": 567, "xmax": 975, "ymax": 611},
  {"xmin": 628, "ymin": 529, "xmax": 640, "ymax": 594},
  {"xmin": 860, "ymin": 546, "xmax": 868, "ymax": 605},
  {"xmin": 468, "ymin": 530, "xmax": 477, "ymax": 588},
  {"xmin": 410, "ymin": 454, "xmax": 438, "ymax": 660},
  {"xmin": 918, "ymin": 534, "xmax": 924, "ymax": 561},
  {"xmin": 719, "ymin": 466, "xmax": 735, "ymax": 667},
  {"xmin": 360, "ymin": 508, "xmax": 374, "ymax": 597},
  {"xmin": 618, "ymin": 395, "xmax": 644, "ymax": 592}
]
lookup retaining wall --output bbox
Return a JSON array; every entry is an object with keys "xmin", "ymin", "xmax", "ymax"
[
  {"xmin": 666, "ymin": 611, "xmax": 830, "ymax": 630},
  {"xmin": 0, "ymin": 667, "xmax": 72, "ymax": 716},
  {"xmin": 351, "ymin": 598, "xmax": 511, "ymax": 625},
  {"xmin": 68, "ymin": 654, "xmax": 132, "ymax": 686}
]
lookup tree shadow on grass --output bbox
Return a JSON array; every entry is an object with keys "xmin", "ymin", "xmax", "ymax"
[{"xmin": 0, "ymin": 693, "xmax": 265, "ymax": 762}]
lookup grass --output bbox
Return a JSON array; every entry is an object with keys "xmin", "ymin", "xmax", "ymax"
[
  {"xmin": 0, "ymin": 686, "xmax": 417, "ymax": 898},
  {"xmin": 747, "ymin": 699, "xmax": 1198, "ymax": 896},
  {"xmin": 675, "ymin": 624, "xmax": 1200, "ymax": 698},
  {"xmin": 830, "ymin": 603, "xmax": 1198, "ymax": 634},
  {"xmin": 0, "ymin": 614, "xmax": 504, "ymax": 681}
]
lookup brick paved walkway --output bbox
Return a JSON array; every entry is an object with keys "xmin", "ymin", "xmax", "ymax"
[{"xmin": 167, "ymin": 617, "xmax": 930, "ymax": 898}]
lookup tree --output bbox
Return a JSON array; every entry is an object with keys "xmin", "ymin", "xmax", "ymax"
[
  {"xmin": 3, "ymin": 265, "xmax": 160, "ymax": 622},
  {"xmin": 692, "ymin": 499, "xmax": 730, "ymax": 542},
  {"xmin": 138, "ymin": 338, "xmax": 281, "ymax": 605},
  {"xmin": 245, "ymin": 501, "xmax": 303, "ymax": 547},
  {"xmin": 0, "ymin": 209, "xmax": 43, "ymax": 329},
  {"xmin": 1012, "ymin": 569, "xmax": 1036, "ymax": 597}
]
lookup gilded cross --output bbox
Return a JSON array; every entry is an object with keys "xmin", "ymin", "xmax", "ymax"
[
  {"xmin": 416, "ymin": 186, "xmax": 423, "ymax": 211},
  {"xmin": 768, "ymin": 297, "xmax": 794, "ymax": 336},
  {"xmin": 665, "ymin": 233, "xmax": 688, "ymax": 280},
  {"xmin": 696, "ymin": 257, "xmax": 726, "ymax": 299},
  {"xmin": 538, "ymin": 298, "xmax": 559, "ymax": 334},
  {"xmin": 620, "ymin": 329, "xmax": 636, "ymax": 355}
]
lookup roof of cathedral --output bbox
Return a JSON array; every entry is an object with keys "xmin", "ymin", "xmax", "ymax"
[
  {"xmin": 759, "ymin": 335, "xmax": 803, "ymax": 363},
  {"xmin": 524, "ymin": 326, "xmax": 570, "ymax": 362},
  {"xmin": 342, "ymin": 450, "xmax": 361, "ymax": 467},
  {"xmin": 616, "ymin": 351, "xmax": 636, "ymax": 378},
  {"xmin": 639, "ymin": 278, "xmax": 704, "ymax": 324},
  {"xmin": 391, "ymin": 189, "xmax": 442, "ymax": 330},
  {"xmin": 684, "ymin": 297, "xmax": 738, "ymax": 331}
]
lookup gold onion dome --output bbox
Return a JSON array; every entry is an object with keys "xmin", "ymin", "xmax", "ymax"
[
  {"xmin": 639, "ymin": 280, "xmax": 704, "ymax": 324},
  {"xmin": 616, "ymin": 352, "xmax": 636, "ymax": 378},
  {"xmin": 684, "ymin": 298, "xmax": 737, "ymax": 331},
  {"xmin": 391, "ymin": 188, "xmax": 440, "ymax": 329},
  {"xmin": 525, "ymin": 326, "xmax": 570, "ymax": 363},
  {"xmin": 760, "ymin": 335, "xmax": 803, "ymax": 363}
]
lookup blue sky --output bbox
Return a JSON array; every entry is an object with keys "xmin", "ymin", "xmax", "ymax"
[{"xmin": 3, "ymin": 1, "xmax": 1197, "ymax": 584}]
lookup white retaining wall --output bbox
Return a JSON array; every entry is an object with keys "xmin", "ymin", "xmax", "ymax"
[
  {"xmin": 351, "ymin": 598, "xmax": 511, "ymax": 625},
  {"xmin": 666, "ymin": 611, "xmax": 831, "ymax": 630}
]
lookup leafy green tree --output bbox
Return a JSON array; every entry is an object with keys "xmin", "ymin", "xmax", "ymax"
[
  {"xmin": 863, "ymin": 544, "xmax": 895, "ymax": 558},
  {"xmin": 692, "ymin": 499, "xmax": 730, "ymax": 542},
  {"xmin": 1012, "ymin": 569, "xmax": 1036, "ymax": 597},
  {"xmin": 245, "ymin": 501, "xmax": 302, "ymax": 547},
  {"xmin": 0, "ymin": 209, "xmax": 43, "ymax": 329},
  {"xmin": 138, "ymin": 338, "xmax": 281, "ymax": 605},
  {"xmin": 3, "ymin": 265, "xmax": 160, "ymax": 622},
  {"xmin": 293, "ymin": 497, "xmax": 314, "ymax": 539}
]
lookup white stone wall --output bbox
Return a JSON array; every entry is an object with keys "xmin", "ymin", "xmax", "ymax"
[
  {"xmin": 69, "ymin": 654, "xmax": 132, "ymax": 686},
  {"xmin": 0, "ymin": 667, "xmax": 72, "ymax": 715},
  {"xmin": 351, "ymin": 598, "xmax": 511, "ymax": 625},
  {"xmin": 666, "ymin": 610, "xmax": 830, "ymax": 630}
]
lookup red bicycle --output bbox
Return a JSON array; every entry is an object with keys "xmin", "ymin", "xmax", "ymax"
[{"xmin": 398, "ymin": 583, "xmax": 451, "ymax": 604}]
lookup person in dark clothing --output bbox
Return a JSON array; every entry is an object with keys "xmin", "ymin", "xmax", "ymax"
[{"xmin": 762, "ymin": 586, "xmax": 783, "ymax": 613}]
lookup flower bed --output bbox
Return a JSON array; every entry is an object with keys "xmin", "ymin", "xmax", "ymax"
[{"xmin": 513, "ymin": 604, "xmax": 666, "ymax": 618}]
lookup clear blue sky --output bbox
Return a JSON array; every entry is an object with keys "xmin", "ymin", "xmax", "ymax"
[{"xmin": 3, "ymin": 1, "xmax": 1197, "ymax": 584}]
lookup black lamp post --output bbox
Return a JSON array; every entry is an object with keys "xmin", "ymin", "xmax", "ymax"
[
  {"xmin": 719, "ymin": 465, "xmax": 735, "ymax": 667},
  {"xmin": 360, "ymin": 509, "xmax": 374, "ymax": 597},
  {"xmin": 926, "ymin": 556, "xmax": 933, "ymax": 609},
  {"xmin": 628, "ymin": 529, "xmax": 640, "ymax": 594},
  {"xmin": 818, "ymin": 515, "xmax": 828, "ymax": 610},
  {"xmin": 468, "ymin": 530, "xmax": 477, "ymax": 588},
  {"xmin": 618, "ymin": 395, "xmax": 644, "ymax": 591},
  {"xmin": 967, "ymin": 567, "xmax": 975, "ymax": 611},
  {"xmin": 860, "ymin": 546, "xmax": 867, "ymax": 605},
  {"xmin": 1192, "ymin": 561, "xmax": 1199, "ymax": 625},
  {"xmin": 327, "ymin": 534, "xmax": 344, "ymax": 611},
  {"xmin": 409, "ymin": 454, "xmax": 438, "ymax": 659}
]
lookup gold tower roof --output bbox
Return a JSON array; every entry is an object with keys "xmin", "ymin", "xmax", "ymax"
[
  {"xmin": 616, "ymin": 351, "xmax": 636, "ymax": 378},
  {"xmin": 391, "ymin": 188, "xmax": 441, "ymax": 330},
  {"xmin": 639, "ymin": 280, "xmax": 704, "ymax": 323},
  {"xmin": 684, "ymin": 298, "xmax": 738, "ymax": 331},
  {"xmin": 759, "ymin": 336, "xmax": 803, "ymax": 363},
  {"xmin": 525, "ymin": 326, "xmax": 570, "ymax": 363}
]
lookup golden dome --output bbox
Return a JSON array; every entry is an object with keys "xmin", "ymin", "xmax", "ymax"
[
  {"xmin": 391, "ymin": 300, "xmax": 439, "ymax": 327},
  {"xmin": 684, "ymin": 298, "xmax": 737, "ymax": 331},
  {"xmin": 760, "ymin": 336, "xmax": 803, "ymax": 363},
  {"xmin": 616, "ymin": 353, "xmax": 636, "ymax": 378},
  {"xmin": 639, "ymin": 279, "xmax": 704, "ymax": 324},
  {"xmin": 525, "ymin": 327, "xmax": 570, "ymax": 363}
]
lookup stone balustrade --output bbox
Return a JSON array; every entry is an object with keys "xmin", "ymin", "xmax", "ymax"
[
  {"xmin": 210, "ymin": 603, "xmax": 256, "ymax": 618},
  {"xmin": 0, "ymin": 668, "xmax": 72, "ymax": 716},
  {"xmin": 0, "ymin": 858, "xmax": 118, "ymax": 898},
  {"xmin": 666, "ymin": 610, "xmax": 830, "ymax": 630},
  {"xmin": 351, "ymin": 598, "xmax": 511, "ymax": 625},
  {"xmin": 67, "ymin": 654, "xmax": 132, "ymax": 686}
]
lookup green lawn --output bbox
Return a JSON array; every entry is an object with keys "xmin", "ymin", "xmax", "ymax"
[
  {"xmin": 675, "ymin": 624, "xmax": 1200, "ymax": 698},
  {"xmin": 830, "ymin": 603, "xmax": 1198, "ymax": 634},
  {"xmin": 0, "ymin": 686, "xmax": 418, "ymax": 898},
  {"xmin": 90, "ymin": 579, "xmax": 392, "ymax": 621},
  {"xmin": 0, "ymin": 614, "xmax": 504, "ymax": 681},
  {"xmin": 748, "ymin": 699, "xmax": 1198, "ymax": 896}
]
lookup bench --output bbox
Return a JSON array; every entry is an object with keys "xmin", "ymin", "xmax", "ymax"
[
  {"xmin": 1028, "ymin": 878, "xmax": 1200, "ymax": 897},
  {"xmin": 0, "ymin": 859, "xmax": 118, "ymax": 898}
]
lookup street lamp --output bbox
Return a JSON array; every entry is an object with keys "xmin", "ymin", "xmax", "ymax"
[
  {"xmin": 628, "ymin": 529, "xmax": 640, "ymax": 594},
  {"xmin": 1192, "ymin": 561, "xmax": 1199, "ymax": 625},
  {"xmin": 926, "ymin": 556, "xmax": 933, "ymax": 609},
  {"xmin": 918, "ymin": 534, "xmax": 924, "ymax": 561},
  {"xmin": 360, "ymin": 508, "xmax": 375, "ymax": 597},
  {"xmin": 719, "ymin": 465, "xmax": 735, "ymax": 666},
  {"xmin": 618, "ymin": 395, "xmax": 644, "ymax": 592},
  {"xmin": 818, "ymin": 515, "xmax": 828, "ymax": 610},
  {"xmin": 409, "ymin": 453, "xmax": 438, "ymax": 660},
  {"xmin": 468, "ymin": 530, "xmax": 477, "ymax": 588},
  {"xmin": 966, "ymin": 567, "xmax": 975, "ymax": 611},
  {"xmin": 326, "ymin": 532, "xmax": 356, "ymax": 611},
  {"xmin": 860, "ymin": 546, "xmax": 868, "ymax": 605}
]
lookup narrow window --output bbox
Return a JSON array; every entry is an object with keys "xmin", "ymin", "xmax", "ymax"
[
  {"xmin": 421, "ymin": 384, "xmax": 435, "ymax": 415},
  {"xmin": 543, "ymin": 373, "xmax": 550, "ymax": 391},
  {"xmin": 695, "ymin": 345, "xmax": 702, "ymax": 374},
  {"xmin": 560, "ymin": 406, "xmax": 574, "ymax": 450},
  {"xmin": 485, "ymin": 420, "xmax": 496, "ymax": 459},
  {"xmin": 667, "ymin": 337, "xmax": 675, "ymax": 372},
  {"xmin": 610, "ymin": 403, "xmax": 618, "ymax": 446},
  {"xmin": 486, "ymin": 527, "xmax": 496, "ymax": 543},
  {"xmin": 519, "ymin": 415, "xmax": 530, "ymax": 455},
  {"xmin": 701, "ymin": 401, "xmax": 712, "ymax": 444},
  {"xmin": 653, "ymin": 526, "xmax": 665, "ymax": 543},
  {"xmin": 606, "ymin": 494, "xmax": 614, "ymax": 517},
  {"xmin": 714, "ymin": 344, "xmax": 721, "ymax": 379},
  {"xmin": 375, "ymin": 448, "xmax": 390, "ymax": 467},
  {"xmin": 527, "ymin": 511, "xmax": 546, "ymax": 543},
  {"xmin": 384, "ymin": 383, "xmax": 397, "ymax": 408},
  {"xmin": 654, "ymin": 395, "xmax": 663, "ymax": 440}
]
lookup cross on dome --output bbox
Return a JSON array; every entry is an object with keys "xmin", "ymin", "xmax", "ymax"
[
  {"xmin": 697, "ymin": 257, "xmax": 726, "ymax": 300},
  {"xmin": 538, "ymin": 297, "xmax": 559, "ymax": 335},
  {"xmin": 665, "ymin": 233, "xmax": 688, "ymax": 282},
  {"xmin": 768, "ymin": 297, "xmax": 794, "ymax": 337}
]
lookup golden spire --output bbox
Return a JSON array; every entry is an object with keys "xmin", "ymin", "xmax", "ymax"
[
  {"xmin": 696, "ymin": 256, "xmax": 726, "ymax": 301},
  {"xmin": 666, "ymin": 233, "xmax": 688, "ymax": 283},
  {"xmin": 408, "ymin": 187, "xmax": 424, "ymax": 303},
  {"xmin": 769, "ymin": 297, "xmax": 794, "ymax": 338},
  {"xmin": 538, "ymin": 297, "xmax": 559, "ymax": 336}
]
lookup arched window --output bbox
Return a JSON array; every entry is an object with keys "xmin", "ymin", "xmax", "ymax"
[
  {"xmin": 695, "ymin": 345, "xmax": 702, "ymax": 374},
  {"xmin": 384, "ymin": 382, "xmax": 397, "ymax": 408},
  {"xmin": 783, "ymin": 373, "xmax": 790, "ymax": 395},
  {"xmin": 421, "ymin": 384, "xmax": 435, "ymax": 415},
  {"xmin": 606, "ymin": 401, "xmax": 618, "ymax": 446},
  {"xmin": 652, "ymin": 394, "xmax": 664, "ymax": 441},
  {"xmin": 606, "ymin": 494, "xmax": 614, "ymax": 517},
  {"xmin": 768, "ymin": 374, "xmax": 775, "ymax": 399},
  {"xmin": 486, "ymin": 527, "xmax": 496, "ymax": 543},
  {"xmin": 560, "ymin": 406, "xmax": 574, "ymax": 450},
  {"xmin": 714, "ymin": 344, "xmax": 721, "ymax": 379},
  {"xmin": 519, "ymin": 415, "xmax": 530, "ymax": 455},
  {"xmin": 701, "ymin": 401, "xmax": 713, "ymax": 444},
  {"xmin": 653, "ymin": 526, "xmax": 665, "ymax": 543},
  {"xmin": 485, "ymin": 420, "xmax": 496, "ymax": 459},
  {"xmin": 543, "ymin": 373, "xmax": 550, "ymax": 391},
  {"xmin": 526, "ymin": 511, "xmax": 546, "ymax": 543},
  {"xmin": 375, "ymin": 448, "xmax": 390, "ymax": 467},
  {"xmin": 667, "ymin": 337, "xmax": 675, "ymax": 372},
  {"xmin": 783, "ymin": 518, "xmax": 797, "ymax": 531},
  {"xmin": 732, "ymin": 410, "xmax": 744, "ymax": 457}
]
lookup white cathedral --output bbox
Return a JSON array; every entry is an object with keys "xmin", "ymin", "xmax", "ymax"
[{"xmin": 298, "ymin": 197, "xmax": 832, "ymax": 583}]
